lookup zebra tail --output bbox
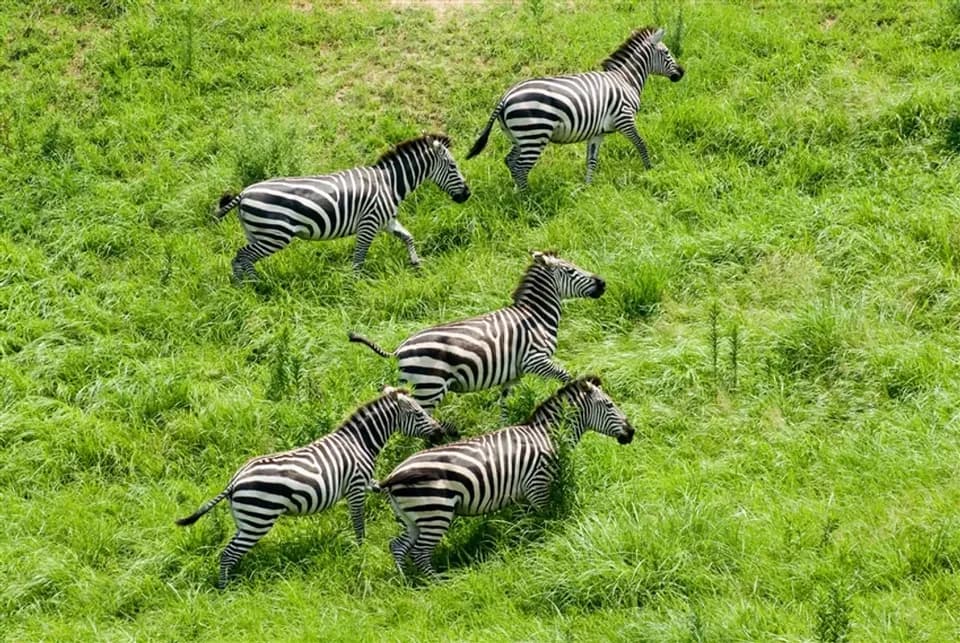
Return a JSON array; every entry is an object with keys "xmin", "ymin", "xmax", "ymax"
[
  {"xmin": 348, "ymin": 332, "xmax": 394, "ymax": 359},
  {"xmin": 175, "ymin": 488, "xmax": 229, "ymax": 526},
  {"xmin": 466, "ymin": 101, "xmax": 504, "ymax": 159},
  {"xmin": 213, "ymin": 192, "xmax": 242, "ymax": 221}
]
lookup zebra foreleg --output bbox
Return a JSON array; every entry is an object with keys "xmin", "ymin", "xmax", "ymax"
[
  {"xmin": 498, "ymin": 381, "xmax": 517, "ymax": 423},
  {"xmin": 385, "ymin": 218, "xmax": 421, "ymax": 269},
  {"xmin": 346, "ymin": 486, "xmax": 366, "ymax": 544},
  {"xmin": 217, "ymin": 528, "xmax": 270, "ymax": 588},
  {"xmin": 614, "ymin": 115, "xmax": 651, "ymax": 170},
  {"xmin": 584, "ymin": 135, "xmax": 604, "ymax": 184}
]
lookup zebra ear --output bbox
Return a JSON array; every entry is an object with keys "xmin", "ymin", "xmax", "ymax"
[
  {"xmin": 651, "ymin": 28, "xmax": 665, "ymax": 44},
  {"xmin": 381, "ymin": 385, "xmax": 398, "ymax": 396},
  {"xmin": 531, "ymin": 250, "xmax": 547, "ymax": 265},
  {"xmin": 583, "ymin": 375, "xmax": 603, "ymax": 388}
]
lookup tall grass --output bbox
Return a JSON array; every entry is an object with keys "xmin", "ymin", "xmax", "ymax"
[{"xmin": 2, "ymin": 0, "xmax": 960, "ymax": 640}]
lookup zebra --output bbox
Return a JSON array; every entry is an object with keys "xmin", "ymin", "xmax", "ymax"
[
  {"xmin": 215, "ymin": 134, "xmax": 470, "ymax": 281},
  {"xmin": 372, "ymin": 376, "xmax": 634, "ymax": 579},
  {"xmin": 174, "ymin": 386, "xmax": 446, "ymax": 588},
  {"xmin": 466, "ymin": 27, "xmax": 684, "ymax": 190},
  {"xmin": 348, "ymin": 251, "xmax": 605, "ymax": 413}
]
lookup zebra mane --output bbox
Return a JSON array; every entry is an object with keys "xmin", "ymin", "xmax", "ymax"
[
  {"xmin": 525, "ymin": 376, "xmax": 602, "ymax": 426},
  {"xmin": 374, "ymin": 134, "xmax": 451, "ymax": 168},
  {"xmin": 601, "ymin": 27, "xmax": 660, "ymax": 72},
  {"xmin": 511, "ymin": 251, "xmax": 559, "ymax": 304}
]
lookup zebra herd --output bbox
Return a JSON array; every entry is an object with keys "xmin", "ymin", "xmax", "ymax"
[{"xmin": 177, "ymin": 26, "xmax": 684, "ymax": 587}]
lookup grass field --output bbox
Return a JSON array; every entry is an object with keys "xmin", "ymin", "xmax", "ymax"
[{"xmin": 3, "ymin": 0, "xmax": 960, "ymax": 640}]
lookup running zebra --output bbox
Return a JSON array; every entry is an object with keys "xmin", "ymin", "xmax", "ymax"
[
  {"xmin": 348, "ymin": 251, "xmax": 605, "ymax": 413},
  {"xmin": 466, "ymin": 27, "xmax": 684, "ymax": 189},
  {"xmin": 174, "ymin": 387, "xmax": 445, "ymax": 588},
  {"xmin": 215, "ymin": 134, "xmax": 470, "ymax": 280},
  {"xmin": 373, "ymin": 376, "xmax": 634, "ymax": 579}
]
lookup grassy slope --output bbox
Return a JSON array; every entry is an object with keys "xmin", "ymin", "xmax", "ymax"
[{"xmin": 2, "ymin": 0, "xmax": 960, "ymax": 639}]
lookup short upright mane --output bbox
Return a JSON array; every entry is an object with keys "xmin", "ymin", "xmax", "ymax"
[
  {"xmin": 375, "ymin": 134, "xmax": 451, "ymax": 168},
  {"xmin": 511, "ymin": 251, "xmax": 557, "ymax": 304},
  {"xmin": 524, "ymin": 377, "xmax": 601, "ymax": 426},
  {"xmin": 601, "ymin": 27, "xmax": 659, "ymax": 72}
]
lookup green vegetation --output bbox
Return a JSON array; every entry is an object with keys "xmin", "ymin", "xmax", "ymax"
[{"xmin": 3, "ymin": 0, "xmax": 960, "ymax": 639}]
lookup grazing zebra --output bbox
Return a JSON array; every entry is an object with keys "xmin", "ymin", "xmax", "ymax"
[
  {"xmin": 373, "ymin": 376, "xmax": 635, "ymax": 579},
  {"xmin": 466, "ymin": 27, "xmax": 684, "ymax": 189},
  {"xmin": 348, "ymin": 251, "xmax": 605, "ymax": 413},
  {"xmin": 174, "ymin": 387, "xmax": 445, "ymax": 588},
  {"xmin": 215, "ymin": 134, "xmax": 471, "ymax": 281}
]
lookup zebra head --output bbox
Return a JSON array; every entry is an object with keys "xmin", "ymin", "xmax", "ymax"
[
  {"xmin": 603, "ymin": 27, "xmax": 685, "ymax": 85},
  {"xmin": 570, "ymin": 376, "xmax": 635, "ymax": 445},
  {"xmin": 531, "ymin": 251, "xmax": 606, "ymax": 299},
  {"xmin": 385, "ymin": 386, "xmax": 448, "ymax": 442},
  {"xmin": 647, "ymin": 28, "xmax": 685, "ymax": 82},
  {"xmin": 426, "ymin": 135, "xmax": 471, "ymax": 203}
]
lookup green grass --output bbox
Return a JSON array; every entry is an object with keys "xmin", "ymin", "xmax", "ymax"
[{"xmin": 3, "ymin": 0, "xmax": 960, "ymax": 639}]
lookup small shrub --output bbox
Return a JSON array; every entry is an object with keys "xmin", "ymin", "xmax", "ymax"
[{"xmin": 815, "ymin": 585, "xmax": 852, "ymax": 643}]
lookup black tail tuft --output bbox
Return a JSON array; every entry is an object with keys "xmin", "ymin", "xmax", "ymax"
[
  {"xmin": 175, "ymin": 512, "xmax": 203, "ymax": 527},
  {"xmin": 466, "ymin": 102, "xmax": 503, "ymax": 159},
  {"xmin": 213, "ymin": 192, "xmax": 242, "ymax": 221}
]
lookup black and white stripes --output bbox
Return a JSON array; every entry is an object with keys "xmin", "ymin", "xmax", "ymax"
[
  {"xmin": 373, "ymin": 376, "xmax": 634, "ymax": 578},
  {"xmin": 466, "ymin": 27, "xmax": 684, "ymax": 189},
  {"xmin": 216, "ymin": 134, "xmax": 470, "ymax": 280},
  {"xmin": 348, "ymin": 251, "xmax": 605, "ymax": 412},
  {"xmin": 175, "ymin": 387, "xmax": 445, "ymax": 587}
]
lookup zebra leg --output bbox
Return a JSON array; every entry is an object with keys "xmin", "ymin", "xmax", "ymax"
[
  {"xmin": 585, "ymin": 135, "xmax": 604, "ymax": 184},
  {"xmin": 217, "ymin": 527, "xmax": 271, "ymax": 588},
  {"xmin": 505, "ymin": 142, "xmax": 546, "ymax": 192},
  {"xmin": 385, "ymin": 218, "xmax": 421, "ymax": 269},
  {"xmin": 389, "ymin": 533, "xmax": 415, "ymax": 577},
  {"xmin": 346, "ymin": 486, "xmax": 366, "ymax": 544},
  {"xmin": 498, "ymin": 380, "xmax": 517, "ymax": 424},
  {"xmin": 231, "ymin": 239, "xmax": 287, "ymax": 282},
  {"xmin": 614, "ymin": 115, "xmax": 651, "ymax": 170},
  {"xmin": 409, "ymin": 517, "xmax": 452, "ymax": 580},
  {"xmin": 410, "ymin": 383, "xmax": 447, "ymax": 415},
  {"xmin": 351, "ymin": 221, "xmax": 382, "ymax": 271},
  {"xmin": 524, "ymin": 474, "xmax": 553, "ymax": 513},
  {"xmin": 523, "ymin": 354, "xmax": 573, "ymax": 383}
]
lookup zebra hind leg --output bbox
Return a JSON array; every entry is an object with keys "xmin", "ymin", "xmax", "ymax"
[
  {"xmin": 408, "ymin": 517, "xmax": 451, "ymax": 581},
  {"xmin": 389, "ymin": 534, "xmax": 414, "ymax": 578},
  {"xmin": 231, "ymin": 240, "xmax": 285, "ymax": 283},
  {"xmin": 217, "ymin": 528, "xmax": 268, "ymax": 588},
  {"xmin": 504, "ymin": 143, "xmax": 544, "ymax": 192}
]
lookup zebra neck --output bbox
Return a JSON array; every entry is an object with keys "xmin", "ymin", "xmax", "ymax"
[
  {"xmin": 511, "ymin": 267, "xmax": 563, "ymax": 327},
  {"xmin": 530, "ymin": 407, "xmax": 587, "ymax": 446},
  {"xmin": 606, "ymin": 66, "xmax": 647, "ymax": 92},
  {"xmin": 379, "ymin": 155, "xmax": 429, "ymax": 202},
  {"xmin": 335, "ymin": 400, "xmax": 398, "ymax": 456}
]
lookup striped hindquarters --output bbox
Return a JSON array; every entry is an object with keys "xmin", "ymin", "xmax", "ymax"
[
  {"xmin": 500, "ymin": 72, "xmax": 623, "ymax": 145},
  {"xmin": 237, "ymin": 169, "xmax": 386, "ymax": 242}
]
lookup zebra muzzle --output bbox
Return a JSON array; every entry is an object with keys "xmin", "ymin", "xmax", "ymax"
[{"xmin": 617, "ymin": 424, "xmax": 635, "ymax": 445}]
